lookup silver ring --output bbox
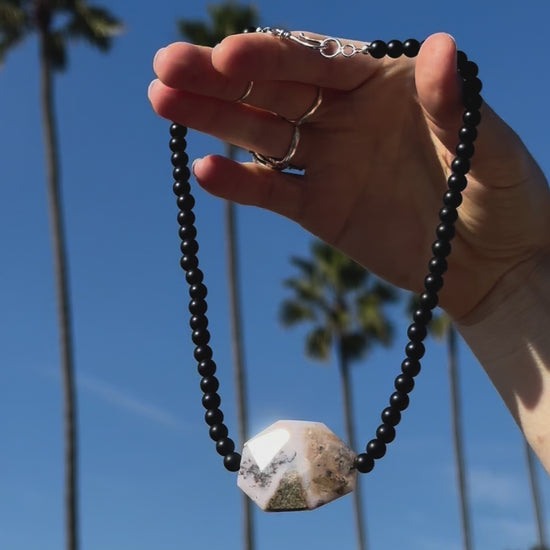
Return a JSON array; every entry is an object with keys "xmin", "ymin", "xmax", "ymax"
[
  {"xmin": 236, "ymin": 81, "xmax": 254, "ymax": 103},
  {"xmin": 251, "ymin": 125, "xmax": 300, "ymax": 170},
  {"xmin": 290, "ymin": 88, "xmax": 323, "ymax": 125}
]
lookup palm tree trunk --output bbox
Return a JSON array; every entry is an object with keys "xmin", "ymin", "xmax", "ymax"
[
  {"xmin": 224, "ymin": 143, "xmax": 254, "ymax": 550},
  {"xmin": 447, "ymin": 325, "xmax": 472, "ymax": 550},
  {"xmin": 37, "ymin": 22, "xmax": 79, "ymax": 550},
  {"xmin": 337, "ymin": 339, "xmax": 367, "ymax": 550},
  {"xmin": 524, "ymin": 439, "xmax": 548, "ymax": 549}
]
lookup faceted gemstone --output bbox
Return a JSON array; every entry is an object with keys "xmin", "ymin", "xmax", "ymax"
[{"xmin": 237, "ymin": 420, "xmax": 357, "ymax": 511}]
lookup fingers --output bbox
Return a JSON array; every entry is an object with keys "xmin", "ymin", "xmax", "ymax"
[
  {"xmin": 211, "ymin": 31, "xmax": 379, "ymax": 89},
  {"xmin": 415, "ymin": 33, "xmax": 463, "ymax": 151},
  {"xmin": 192, "ymin": 155, "xmax": 306, "ymax": 221},
  {"xmin": 149, "ymin": 80, "xmax": 302, "ymax": 160},
  {"xmin": 154, "ymin": 41, "xmax": 323, "ymax": 122}
]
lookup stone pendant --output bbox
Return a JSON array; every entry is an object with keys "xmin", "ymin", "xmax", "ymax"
[{"xmin": 237, "ymin": 420, "xmax": 357, "ymax": 511}]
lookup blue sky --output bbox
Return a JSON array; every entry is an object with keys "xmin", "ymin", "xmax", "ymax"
[{"xmin": 1, "ymin": 1, "xmax": 549, "ymax": 549}]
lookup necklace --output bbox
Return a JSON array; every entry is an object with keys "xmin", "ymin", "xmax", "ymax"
[{"xmin": 168, "ymin": 29, "xmax": 482, "ymax": 512}]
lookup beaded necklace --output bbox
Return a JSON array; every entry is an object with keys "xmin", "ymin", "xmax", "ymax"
[{"xmin": 168, "ymin": 29, "xmax": 481, "ymax": 512}]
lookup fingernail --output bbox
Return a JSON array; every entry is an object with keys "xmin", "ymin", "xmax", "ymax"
[
  {"xmin": 147, "ymin": 79, "xmax": 158, "ymax": 100},
  {"xmin": 153, "ymin": 47, "xmax": 166, "ymax": 68},
  {"xmin": 192, "ymin": 158, "xmax": 203, "ymax": 177}
]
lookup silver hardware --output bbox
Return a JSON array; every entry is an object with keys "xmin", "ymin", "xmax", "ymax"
[{"xmin": 256, "ymin": 27, "xmax": 370, "ymax": 59}]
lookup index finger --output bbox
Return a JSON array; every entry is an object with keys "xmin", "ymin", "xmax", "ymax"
[{"xmin": 211, "ymin": 30, "xmax": 384, "ymax": 90}]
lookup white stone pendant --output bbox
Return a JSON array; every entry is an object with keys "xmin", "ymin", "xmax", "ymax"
[{"xmin": 237, "ymin": 420, "xmax": 357, "ymax": 511}]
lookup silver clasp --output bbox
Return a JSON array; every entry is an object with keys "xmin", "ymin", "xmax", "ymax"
[{"xmin": 256, "ymin": 27, "xmax": 370, "ymax": 59}]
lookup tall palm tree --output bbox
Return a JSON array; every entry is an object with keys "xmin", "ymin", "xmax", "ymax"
[
  {"xmin": 178, "ymin": 4, "xmax": 258, "ymax": 550},
  {"xmin": 406, "ymin": 295, "xmax": 474, "ymax": 550},
  {"xmin": 280, "ymin": 240, "xmax": 397, "ymax": 550},
  {"xmin": 0, "ymin": 3, "xmax": 121, "ymax": 549}
]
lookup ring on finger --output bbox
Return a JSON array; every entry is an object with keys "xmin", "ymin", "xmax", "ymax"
[
  {"xmin": 290, "ymin": 87, "xmax": 323, "ymax": 125},
  {"xmin": 235, "ymin": 81, "xmax": 254, "ymax": 103},
  {"xmin": 251, "ymin": 124, "xmax": 300, "ymax": 171}
]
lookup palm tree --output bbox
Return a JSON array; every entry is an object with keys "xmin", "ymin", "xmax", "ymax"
[
  {"xmin": 280, "ymin": 240, "xmax": 397, "ymax": 550},
  {"xmin": 0, "ymin": 3, "xmax": 121, "ymax": 549},
  {"xmin": 178, "ymin": 4, "xmax": 258, "ymax": 550}
]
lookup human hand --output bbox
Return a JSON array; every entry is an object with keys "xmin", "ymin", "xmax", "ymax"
[{"xmin": 149, "ymin": 31, "xmax": 550, "ymax": 320}]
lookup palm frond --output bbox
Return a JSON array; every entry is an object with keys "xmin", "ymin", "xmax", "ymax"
[
  {"xmin": 340, "ymin": 332, "xmax": 368, "ymax": 362},
  {"xmin": 0, "ymin": 3, "xmax": 29, "ymax": 63},
  {"xmin": 305, "ymin": 326, "xmax": 332, "ymax": 361},
  {"xmin": 45, "ymin": 30, "xmax": 67, "ymax": 69},
  {"xmin": 63, "ymin": 2, "xmax": 123, "ymax": 51},
  {"xmin": 178, "ymin": 21, "xmax": 213, "ymax": 46},
  {"xmin": 279, "ymin": 299, "xmax": 316, "ymax": 327}
]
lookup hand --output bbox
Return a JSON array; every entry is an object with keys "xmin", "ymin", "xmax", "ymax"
[{"xmin": 149, "ymin": 31, "xmax": 550, "ymax": 320}]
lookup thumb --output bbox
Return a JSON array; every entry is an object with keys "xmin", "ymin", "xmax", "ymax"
[{"xmin": 415, "ymin": 33, "xmax": 463, "ymax": 152}]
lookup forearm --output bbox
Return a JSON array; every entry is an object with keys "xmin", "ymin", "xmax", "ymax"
[{"xmin": 455, "ymin": 251, "xmax": 550, "ymax": 474}]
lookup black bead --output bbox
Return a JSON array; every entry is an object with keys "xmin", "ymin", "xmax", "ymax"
[
  {"xmin": 424, "ymin": 273, "xmax": 443, "ymax": 293},
  {"xmin": 395, "ymin": 374, "xmax": 415, "ymax": 393},
  {"xmin": 189, "ymin": 299, "xmax": 207, "ymax": 316},
  {"xmin": 189, "ymin": 283, "xmax": 207, "ymax": 300},
  {"xmin": 198, "ymin": 360, "xmax": 217, "ymax": 377},
  {"xmin": 390, "ymin": 391, "xmax": 410, "ymax": 411},
  {"xmin": 367, "ymin": 439, "xmax": 386, "ymax": 459},
  {"xmin": 436, "ymin": 222, "xmax": 456, "ymax": 241},
  {"xmin": 386, "ymin": 40, "xmax": 403, "ymax": 58},
  {"xmin": 177, "ymin": 194, "xmax": 196, "ymax": 211},
  {"xmin": 439, "ymin": 206, "xmax": 458, "ymax": 224},
  {"xmin": 216, "ymin": 437, "xmax": 235, "ymax": 456},
  {"xmin": 456, "ymin": 142, "xmax": 475, "ymax": 159},
  {"xmin": 407, "ymin": 322, "xmax": 427, "ymax": 342},
  {"xmin": 173, "ymin": 180, "xmax": 190, "ymax": 196},
  {"xmin": 463, "ymin": 77, "xmax": 482, "ymax": 95},
  {"xmin": 463, "ymin": 110, "xmax": 481, "ymax": 127},
  {"xmin": 177, "ymin": 209, "xmax": 195, "ymax": 227},
  {"xmin": 180, "ymin": 239, "xmax": 199, "ymax": 255},
  {"xmin": 428, "ymin": 256, "xmax": 448, "ymax": 276},
  {"xmin": 447, "ymin": 173, "xmax": 467, "ymax": 192},
  {"xmin": 202, "ymin": 392, "xmax": 221, "ymax": 410},
  {"xmin": 173, "ymin": 166, "xmax": 191, "ymax": 182},
  {"xmin": 185, "ymin": 269, "xmax": 204, "ymax": 285},
  {"xmin": 171, "ymin": 151, "xmax": 189, "ymax": 167},
  {"xmin": 194, "ymin": 345, "xmax": 212, "ymax": 361},
  {"xmin": 443, "ymin": 189, "xmax": 463, "ymax": 208},
  {"xmin": 459, "ymin": 126, "xmax": 478, "ymax": 145},
  {"xmin": 401, "ymin": 358, "xmax": 421, "ymax": 377},
  {"xmin": 451, "ymin": 157, "xmax": 470, "ymax": 175},
  {"xmin": 200, "ymin": 375, "xmax": 219, "ymax": 393},
  {"xmin": 456, "ymin": 50, "xmax": 468, "ymax": 68},
  {"xmin": 179, "ymin": 225, "xmax": 197, "ymax": 240},
  {"xmin": 419, "ymin": 290, "xmax": 438, "ymax": 310},
  {"xmin": 369, "ymin": 40, "xmax": 387, "ymax": 58},
  {"xmin": 205, "ymin": 408, "xmax": 223, "ymax": 425},
  {"xmin": 413, "ymin": 307, "xmax": 432, "ymax": 325},
  {"xmin": 355, "ymin": 453, "xmax": 375, "ymax": 473},
  {"xmin": 180, "ymin": 255, "xmax": 198, "ymax": 271},
  {"xmin": 406, "ymin": 341, "xmax": 425, "ymax": 360},
  {"xmin": 192, "ymin": 328, "xmax": 210, "ymax": 346},
  {"xmin": 459, "ymin": 60, "xmax": 478, "ymax": 79},
  {"xmin": 209, "ymin": 423, "xmax": 228, "ymax": 441},
  {"xmin": 403, "ymin": 38, "xmax": 420, "ymax": 57},
  {"xmin": 432, "ymin": 239, "xmax": 452, "ymax": 258},
  {"xmin": 190, "ymin": 315, "xmax": 208, "ymax": 331},
  {"xmin": 376, "ymin": 423, "xmax": 396, "ymax": 443},
  {"xmin": 170, "ymin": 137, "xmax": 187, "ymax": 152},
  {"xmin": 170, "ymin": 123, "xmax": 187, "ymax": 138},
  {"xmin": 381, "ymin": 406, "xmax": 401, "ymax": 426},
  {"xmin": 463, "ymin": 92, "xmax": 483, "ymax": 111},
  {"xmin": 224, "ymin": 452, "xmax": 242, "ymax": 472}
]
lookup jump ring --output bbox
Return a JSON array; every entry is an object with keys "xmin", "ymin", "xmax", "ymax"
[
  {"xmin": 236, "ymin": 81, "xmax": 254, "ymax": 103},
  {"xmin": 290, "ymin": 88, "xmax": 323, "ymax": 125},
  {"xmin": 251, "ymin": 124, "xmax": 300, "ymax": 171}
]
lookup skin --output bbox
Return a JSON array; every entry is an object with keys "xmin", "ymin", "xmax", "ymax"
[{"xmin": 148, "ymin": 32, "xmax": 550, "ymax": 321}]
